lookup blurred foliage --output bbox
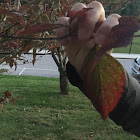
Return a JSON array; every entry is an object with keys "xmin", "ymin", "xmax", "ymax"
[{"xmin": 120, "ymin": 0, "xmax": 140, "ymax": 16}]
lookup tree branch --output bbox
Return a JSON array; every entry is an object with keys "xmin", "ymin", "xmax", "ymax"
[
  {"xmin": 57, "ymin": 48, "xmax": 63, "ymax": 69},
  {"xmin": 0, "ymin": 32, "xmax": 72, "ymax": 41},
  {"xmin": 51, "ymin": 52, "xmax": 61, "ymax": 71},
  {"xmin": 0, "ymin": 23, "xmax": 20, "ymax": 34}
]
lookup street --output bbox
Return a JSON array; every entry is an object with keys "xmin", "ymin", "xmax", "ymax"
[
  {"xmin": 0, "ymin": 55, "xmax": 59, "ymax": 77},
  {"xmin": 0, "ymin": 55, "xmax": 134, "ymax": 78},
  {"xmin": 117, "ymin": 59, "xmax": 133, "ymax": 74}
]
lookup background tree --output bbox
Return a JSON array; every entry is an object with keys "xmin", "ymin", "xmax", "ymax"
[
  {"xmin": 0, "ymin": 0, "xmax": 73, "ymax": 95},
  {"xmin": 0, "ymin": 0, "xmax": 137, "ymax": 96},
  {"xmin": 120, "ymin": 0, "xmax": 140, "ymax": 16}
]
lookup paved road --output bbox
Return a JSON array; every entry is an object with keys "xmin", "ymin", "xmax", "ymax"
[
  {"xmin": 0, "ymin": 55, "xmax": 134, "ymax": 77},
  {"xmin": 118, "ymin": 59, "xmax": 133, "ymax": 74},
  {"xmin": 0, "ymin": 55, "xmax": 59, "ymax": 77}
]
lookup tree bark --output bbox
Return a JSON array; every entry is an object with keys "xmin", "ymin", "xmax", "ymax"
[
  {"xmin": 59, "ymin": 69, "xmax": 69, "ymax": 95},
  {"xmin": 52, "ymin": 51, "xmax": 69, "ymax": 95}
]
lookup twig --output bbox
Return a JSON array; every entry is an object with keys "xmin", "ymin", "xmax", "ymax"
[
  {"xmin": 0, "ymin": 32, "xmax": 72, "ymax": 41},
  {"xmin": 52, "ymin": 52, "xmax": 61, "ymax": 70},
  {"xmin": 0, "ymin": 23, "xmax": 20, "ymax": 34}
]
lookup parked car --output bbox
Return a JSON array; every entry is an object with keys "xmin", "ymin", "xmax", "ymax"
[{"xmin": 131, "ymin": 56, "xmax": 140, "ymax": 82}]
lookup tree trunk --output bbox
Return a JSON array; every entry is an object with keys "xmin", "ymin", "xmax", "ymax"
[
  {"xmin": 51, "ymin": 51, "xmax": 69, "ymax": 95},
  {"xmin": 59, "ymin": 69, "xmax": 69, "ymax": 95}
]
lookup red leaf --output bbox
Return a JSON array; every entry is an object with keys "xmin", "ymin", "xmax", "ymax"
[
  {"xmin": 68, "ymin": 8, "xmax": 92, "ymax": 20},
  {"xmin": 6, "ymin": 42, "xmax": 18, "ymax": 49},
  {"xmin": 81, "ymin": 46, "xmax": 126, "ymax": 120},
  {"xmin": 16, "ymin": 29, "xmax": 25, "ymax": 36},
  {"xmin": 22, "ymin": 23, "xmax": 64, "ymax": 35},
  {"xmin": 95, "ymin": 16, "xmax": 140, "ymax": 67},
  {"xmin": 23, "ymin": 43, "xmax": 32, "ymax": 53},
  {"xmin": 18, "ymin": 4, "xmax": 30, "ymax": 14},
  {"xmin": 0, "ymin": 5, "xmax": 7, "ymax": 14},
  {"xmin": 11, "ymin": 100, "xmax": 14, "ymax": 105},
  {"xmin": 49, "ymin": 43, "xmax": 58, "ymax": 50},
  {"xmin": 16, "ymin": 29, "xmax": 25, "ymax": 46},
  {"xmin": 9, "ymin": 61, "xmax": 13, "ymax": 68},
  {"xmin": 6, "ymin": 12, "xmax": 25, "ymax": 27},
  {"xmin": 110, "ymin": 16, "xmax": 140, "ymax": 48},
  {"xmin": 3, "ymin": 91, "xmax": 12, "ymax": 98},
  {"xmin": 14, "ymin": 61, "xmax": 17, "ymax": 71}
]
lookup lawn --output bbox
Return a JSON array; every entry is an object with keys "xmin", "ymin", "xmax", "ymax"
[
  {"xmin": 113, "ymin": 32, "xmax": 140, "ymax": 54},
  {"xmin": 0, "ymin": 75, "xmax": 139, "ymax": 140}
]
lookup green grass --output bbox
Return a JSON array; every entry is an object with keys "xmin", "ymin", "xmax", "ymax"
[
  {"xmin": 0, "ymin": 69, "xmax": 7, "ymax": 74},
  {"xmin": 113, "ymin": 32, "xmax": 140, "ymax": 54},
  {"xmin": 0, "ymin": 75, "xmax": 139, "ymax": 140}
]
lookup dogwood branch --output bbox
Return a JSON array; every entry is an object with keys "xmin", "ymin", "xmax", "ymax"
[{"xmin": 0, "ymin": 33, "xmax": 72, "ymax": 41}]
